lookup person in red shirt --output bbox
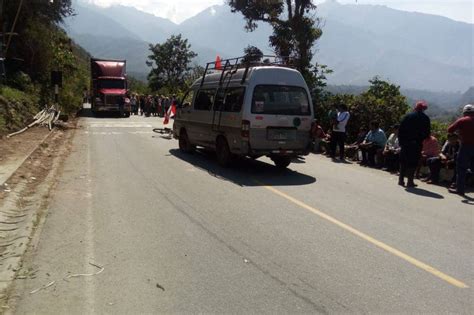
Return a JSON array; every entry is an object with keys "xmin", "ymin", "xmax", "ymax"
[
  {"xmin": 416, "ymin": 134, "xmax": 439, "ymax": 178},
  {"xmin": 310, "ymin": 119, "xmax": 327, "ymax": 153},
  {"xmin": 447, "ymin": 104, "xmax": 474, "ymax": 195}
]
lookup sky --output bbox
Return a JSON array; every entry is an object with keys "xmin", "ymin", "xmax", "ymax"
[{"xmin": 82, "ymin": 0, "xmax": 474, "ymax": 24}]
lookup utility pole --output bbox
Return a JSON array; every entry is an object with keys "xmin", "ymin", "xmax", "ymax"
[
  {"xmin": 5, "ymin": 0, "xmax": 23, "ymax": 56},
  {"xmin": 0, "ymin": 0, "xmax": 5, "ymax": 83}
]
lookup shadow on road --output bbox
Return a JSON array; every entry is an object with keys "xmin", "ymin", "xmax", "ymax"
[
  {"xmin": 405, "ymin": 187, "xmax": 444, "ymax": 199},
  {"xmin": 461, "ymin": 195, "xmax": 474, "ymax": 205},
  {"xmin": 169, "ymin": 149, "xmax": 316, "ymax": 187},
  {"xmin": 152, "ymin": 135, "xmax": 173, "ymax": 140}
]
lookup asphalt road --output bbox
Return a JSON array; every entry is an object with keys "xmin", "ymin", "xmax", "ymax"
[{"xmin": 11, "ymin": 115, "xmax": 474, "ymax": 314}]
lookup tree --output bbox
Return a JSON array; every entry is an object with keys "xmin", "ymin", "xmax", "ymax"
[
  {"xmin": 184, "ymin": 64, "xmax": 205, "ymax": 88},
  {"xmin": 315, "ymin": 77, "xmax": 410, "ymax": 142},
  {"xmin": 309, "ymin": 62, "xmax": 333, "ymax": 111},
  {"xmin": 128, "ymin": 76, "xmax": 150, "ymax": 95},
  {"xmin": 347, "ymin": 77, "xmax": 409, "ymax": 141},
  {"xmin": 146, "ymin": 34, "xmax": 197, "ymax": 93},
  {"xmin": 2, "ymin": 0, "xmax": 74, "ymax": 80},
  {"xmin": 228, "ymin": 0, "xmax": 322, "ymax": 84},
  {"xmin": 242, "ymin": 45, "xmax": 263, "ymax": 64}
]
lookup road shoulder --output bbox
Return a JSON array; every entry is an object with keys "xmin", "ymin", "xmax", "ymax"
[{"xmin": 0, "ymin": 124, "xmax": 77, "ymax": 311}]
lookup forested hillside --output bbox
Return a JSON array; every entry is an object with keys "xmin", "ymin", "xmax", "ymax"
[{"xmin": 0, "ymin": 1, "xmax": 90, "ymax": 135}]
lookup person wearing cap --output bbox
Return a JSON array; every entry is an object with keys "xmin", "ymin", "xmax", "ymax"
[
  {"xmin": 447, "ymin": 104, "xmax": 474, "ymax": 195},
  {"xmin": 397, "ymin": 100, "xmax": 431, "ymax": 187}
]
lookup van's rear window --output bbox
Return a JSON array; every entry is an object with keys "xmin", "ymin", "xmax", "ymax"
[{"xmin": 251, "ymin": 85, "xmax": 310, "ymax": 115}]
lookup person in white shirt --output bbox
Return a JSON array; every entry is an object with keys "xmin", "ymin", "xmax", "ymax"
[
  {"xmin": 329, "ymin": 104, "xmax": 350, "ymax": 160},
  {"xmin": 382, "ymin": 124, "xmax": 401, "ymax": 172}
]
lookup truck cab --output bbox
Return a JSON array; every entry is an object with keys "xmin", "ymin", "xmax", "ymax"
[{"xmin": 90, "ymin": 58, "xmax": 130, "ymax": 117}]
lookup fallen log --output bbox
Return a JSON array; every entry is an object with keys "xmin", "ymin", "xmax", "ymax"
[{"xmin": 6, "ymin": 105, "xmax": 60, "ymax": 138}]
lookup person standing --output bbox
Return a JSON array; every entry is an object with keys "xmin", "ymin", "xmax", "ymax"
[
  {"xmin": 397, "ymin": 101, "xmax": 431, "ymax": 187},
  {"xmin": 118, "ymin": 95, "xmax": 125, "ymax": 117},
  {"xmin": 139, "ymin": 95, "xmax": 145, "ymax": 116},
  {"xmin": 164, "ymin": 97, "xmax": 171, "ymax": 115},
  {"xmin": 447, "ymin": 104, "xmax": 474, "ymax": 195},
  {"xmin": 130, "ymin": 94, "xmax": 137, "ymax": 115},
  {"xmin": 329, "ymin": 104, "xmax": 350, "ymax": 161},
  {"xmin": 82, "ymin": 87, "xmax": 89, "ymax": 104},
  {"xmin": 145, "ymin": 95, "xmax": 152, "ymax": 117}
]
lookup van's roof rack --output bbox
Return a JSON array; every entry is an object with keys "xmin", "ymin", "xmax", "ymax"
[{"xmin": 200, "ymin": 55, "xmax": 296, "ymax": 87}]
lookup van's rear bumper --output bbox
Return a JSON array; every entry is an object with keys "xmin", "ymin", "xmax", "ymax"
[{"xmin": 242, "ymin": 141, "xmax": 311, "ymax": 157}]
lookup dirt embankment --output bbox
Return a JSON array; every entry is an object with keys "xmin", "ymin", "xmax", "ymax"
[{"xmin": 0, "ymin": 121, "xmax": 77, "ymax": 309}]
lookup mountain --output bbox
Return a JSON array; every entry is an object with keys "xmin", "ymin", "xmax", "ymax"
[
  {"xmin": 315, "ymin": 0, "xmax": 473, "ymax": 90},
  {"xmin": 317, "ymin": 0, "xmax": 472, "ymax": 69},
  {"xmin": 65, "ymin": 0, "xmax": 473, "ymax": 93},
  {"xmin": 78, "ymin": 3, "xmax": 177, "ymax": 44},
  {"xmin": 71, "ymin": 33, "xmax": 150, "ymax": 76},
  {"xmin": 459, "ymin": 87, "xmax": 474, "ymax": 106},
  {"xmin": 179, "ymin": 5, "xmax": 273, "ymax": 57},
  {"xmin": 63, "ymin": 4, "xmax": 140, "ymax": 39},
  {"xmin": 64, "ymin": 2, "xmax": 223, "ymax": 76}
]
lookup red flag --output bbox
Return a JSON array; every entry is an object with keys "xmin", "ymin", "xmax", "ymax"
[
  {"xmin": 215, "ymin": 55, "xmax": 222, "ymax": 70},
  {"xmin": 163, "ymin": 102, "xmax": 176, "ymax": 125}
]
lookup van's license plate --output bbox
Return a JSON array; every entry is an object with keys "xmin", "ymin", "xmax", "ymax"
[{"xmin": 267, "ymin": 129, "xmax": 296, "ymax": 141}]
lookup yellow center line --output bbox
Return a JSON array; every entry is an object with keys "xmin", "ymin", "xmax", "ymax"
[{"xmin": 260, "ymin": 183, "xmax": 469, "ymax": 289}]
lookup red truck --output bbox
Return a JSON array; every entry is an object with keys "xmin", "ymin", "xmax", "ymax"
[{"xmin": 90, "ymin": 58, "xmax": 130, "ymax": 117}]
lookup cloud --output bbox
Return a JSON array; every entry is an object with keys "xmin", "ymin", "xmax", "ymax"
[
  {"xmin": 83, "ymin": 0, "xmax": 224, "ymax": 23},
  {"xmin": 83, "ymin": 0, "xmax": 473, "ymax": 24}
]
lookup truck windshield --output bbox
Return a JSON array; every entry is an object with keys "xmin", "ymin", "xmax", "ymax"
[
  {"xmin": 98, "ymin": 79, "xmax": 125, "ymax": 89},
  {"xmin": 251, "ymin": 85, "xmax": 310, "ymax": 116}
]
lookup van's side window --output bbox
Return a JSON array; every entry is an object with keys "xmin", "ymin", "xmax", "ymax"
[
  {"xmin": 194, "ymin": 89, "xmax": 215, "ymax": 111},
  {"xmin": 213, "ymin": 88, "xmax": 245, "ymax": 112},
  {"xmin": 223, "ymin": 88, "xmax": 245, "ymax": 112},
  {"xmin": 213, "ymin": 89, "xmax": 225, "ymax": 111},
  {"xmin": 181, "ymin": 90, "xmax": 194, "ymax": 107}
]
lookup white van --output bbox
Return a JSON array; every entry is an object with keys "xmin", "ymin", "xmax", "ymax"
[{"xmin": 173, "ymin": 57, "xmax": 313, "ymax": 168}]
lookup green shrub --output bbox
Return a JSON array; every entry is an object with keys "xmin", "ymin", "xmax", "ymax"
[{"xmin": 0, "ymin": 86, "xmax": 39, "ymax": 135}]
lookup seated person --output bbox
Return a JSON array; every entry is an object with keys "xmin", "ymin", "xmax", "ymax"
[
  {"xmin": 345, "ymin": 127, "xmax": 367, "ymax": 161},
  {"xmin": 382, "ymin": 124, "xmax": 401, "ymax": 172},
  {"xmin": 416, "ymin": 134, "xmax": 440, "ymax": 178},
  {"xmin": 359, "ymin": 121, "xmax": 387, "ymax": 167},
  {"xmin": 425, "ymin": 134, "xmax": 459, "ymax": 184},
  {"xmin": 310, "ymin": 119, "xmax": 327, "ymax": 153}
]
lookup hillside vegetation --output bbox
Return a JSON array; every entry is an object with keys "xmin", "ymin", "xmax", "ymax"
[{"xmin": 0, "ymin": 1, "xmax": 89, "ymax": 135}]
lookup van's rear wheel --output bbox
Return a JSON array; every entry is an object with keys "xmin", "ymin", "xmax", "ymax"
[
  {"xmin": 272, "ymin": 156, "xmax": 291, "ymax": 169},
  {"xmin": 179, "ymin": 130, "xmax": 194, "ymax": 153},
  {"xmin": 216, "ymin": 137, "xmax": 232, "ymax": 167}
]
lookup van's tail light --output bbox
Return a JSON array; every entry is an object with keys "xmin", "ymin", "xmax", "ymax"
[{"xmin": 241, "ymin": 120, "xmax": 250, "ymax": 138}]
